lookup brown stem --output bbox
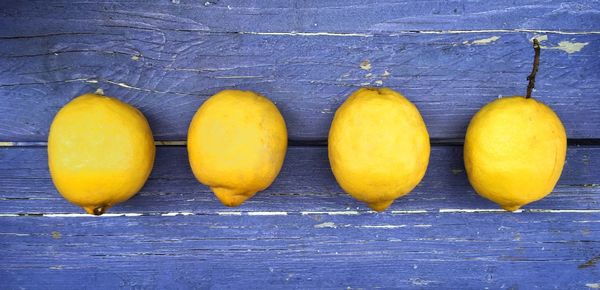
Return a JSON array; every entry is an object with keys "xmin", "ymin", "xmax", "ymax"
[{"xmin": 526, "ymin": 39, "xmax": 541, "ymax": 99}]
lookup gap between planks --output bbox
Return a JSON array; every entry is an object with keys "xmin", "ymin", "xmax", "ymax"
[
  {"xmin": 3, "ymin": 29, "xmax": 599, "ymax": 40},
  {"xmin": 3, "ymin": 139, "xmax": 600, "ymax": 147},
  {"xmin": 1, "ymin": 209, "xmax": 599, "ymax": 218}
]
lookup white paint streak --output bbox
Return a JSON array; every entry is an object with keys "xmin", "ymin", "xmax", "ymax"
[
  {"xmin": 586, "ymin": 283, "xmax": 600, "ymax": 289},
  {"xmin": 463, "ymin": 36, "xmax": 500, "ymax": 45},
  {"xmin": 314, "ymin": 222, "xmax": 336, "ymax": 228},
  {"xmin": 528, "ymin": 209, "xmax": 600, "ymax": 213},
  {"xmin": 390, "ymin": 210, "xmax": 429, "ymax": 214},
  {"xmin": 238, "ymin": 30, "xmax": 599, "ymax": 37},
  {"xmin": 247, "ymin": 211, "xmax": 288, "ymax": 216},
  {"xmin": 217, "ymin": 211, "xmax": 242, "ymax": 216},
  {"xmin": 439, "ymin": 208, "xmax": 517, "ymax": 213},
  {"xmin": 359, "ymin": 225, "xmax": 407, "ymax": 229},
  {"xmin": 403, "ymin": 29, "xmax": 600, "ymax": 35},
  {"xmin": 44, "ymin": 213, "xmax": 143, "ymax": 217},
  {"xmin": 0, "ymin": 214, "xmax": 19, "ymax": 217},
  {"xmin": 213, "ymin": 75, "xmax": 263, "ymax": 79},
  {"xmin": 413, "ymin": 224, "xmax": 432, "ymax": 228},
  {"xmin": 239, "ymin": 31, "xmax": 372, "ymax": 37},
  {"xmin": 0, "ymin": 142, "xmax": 16, "ymax": 147},
  {"xmin": 104, "ymin": 80, "xmax": 140, "ymax": 90},
  {"xmin": 161, "ymin": 212, "xmax": 194, "ymax": 217},
  {"xmin": 301, "ymin": 211, "xmax": 361, "ymax": 215}
]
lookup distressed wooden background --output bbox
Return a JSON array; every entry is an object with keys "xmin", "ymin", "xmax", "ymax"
[{"xmin": 1, "ymin": 1, "xmax": 599, "ymax": 288}]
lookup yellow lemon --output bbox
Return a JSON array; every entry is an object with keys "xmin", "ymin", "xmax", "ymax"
[
  {"xmin": 464, "ymin": 96, "xmax": 566, "ymax": 211},
  {"xmin": 187, "ymin": 90, "xmax": 287, "ymax": 207},
  {"xmin": 328, "ymin": 88, "xmax": 430, "ymax": 212},
  {"xmin": 48, "ymin": 93, "xmax": 155, "ymax": 215}
]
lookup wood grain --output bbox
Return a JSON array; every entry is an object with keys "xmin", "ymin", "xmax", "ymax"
[
  {"xmin": 1, "ymin": 212, "xmax": 598, "ymax": 288},
  {"xmin": 1, "ymin": 1, "xmax": 599, "ymax": 288},
  {"xmin": 1, "ymin": 0, "xmax": 599, "ymax": 33},
  {"xmin": 1, "ymin": 146, "xmax": 598, "ymax": 214},
  {"xmin": 1, "ymin": 2, "xmax": 599, "ymax": 141}
]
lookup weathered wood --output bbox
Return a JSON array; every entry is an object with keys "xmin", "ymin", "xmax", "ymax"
[
  {"xmin": 0, "ymin": 146, "xmax": 598, "ymax": 214},
  {"xmin": 1, "ymin": 213, "xmax": 598, "ymax": 289},
  {"xmin": 1, "ymin": 0, "xmax": 599, "ymax": 33},
  {"xmin": 1, "ymin": 2, "xmax": 599, "ymax": 141},
  {"xmin": 1, "ymin": 1, "xmax": 599, "ymax": 288}
]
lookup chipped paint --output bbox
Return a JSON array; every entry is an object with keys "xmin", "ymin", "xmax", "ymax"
[
  {"xmin": 360, "ymin": 60, "xmax": 372, "ymax": 70},
  {"xmin": 41, "ymin": 213, "xmax": 144, "ymax": 217},
  {"xmin": 94, "ymin": 88, "xmax": 104, "ymax": 95},
  {"xmin": 247, "ymin": 211, "xmax": 288, "ymax": 216},
  {"xmin": 534, "ymin": 35, "xmax": 589, "ymax": 53},
  {"xmin": 239, "ymin": 31, "xmax": 372, "ymax": 37},
  {"xmin": 217, "ymin": 211, "xmax": 242, "ymax": 216},
  {"xmin": 374, "ymin": 80, "xmax": 383, "ymax": 86},
  {"xmin": 550, "ymin": 41, "xmax": 589, "ymax": 53},
  {"xmin": 586, "ymin": 283, "xmax": 600, "ymax": 289},
  {"xmin": 439, "ymin": 208, "xmax": 514, "ymax": 213},
  {"xmin": 528, "ymin": 209, "xmax": 600, "ymax": 213},
  {"xmin": 161, "ymin": 212, "xmax": 194, "ymax": 217},
  {"xmin": 382, "ymin": 70, "xmax": 391, "ymax": 77},
  {"xmin": 314, "ymin": 222, "xmax": 336, "ymax": 228},
  {"xmin": 301, "ymin": 211, "xmax": 360, "ymax": 215},
  {"xmin": 531, "ymin": 35, "xmax": 549, "ymax": 42},
  {"xmin": 358, "ymin": 225, "xmax": 407, "ymax": 229},
  {"xmin": 462, "ymin": 36, "xmax": 501, "ymax": 45},
  {"xmin": 131, "ymin": 55, "xmax": 140, "ymax": 61},
  {"xmin": 390, "ymin": 210, "xmax": 429, "ymax": 214}
]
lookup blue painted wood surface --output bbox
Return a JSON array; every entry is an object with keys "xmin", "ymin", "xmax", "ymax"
[
  {"xmin": 1, "ymin": 1, "xmax": 599, "ymax": 140},
  {"xmin": 0, "ymin": 1, "xmax": 599, "ymax": 289}
]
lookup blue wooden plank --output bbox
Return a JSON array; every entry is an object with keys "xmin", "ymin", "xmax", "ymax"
[
  {"xmin": 0, "ymin": 32, "xmax": 598, "ymax": 140},
  {"xmin": 0, "ymin": 213, "xmax": 598, "ymax": 288},
  {"xmin": 0, "ymin": 146, "xmax": 598, "ymax": 214},
  {"xmin": 1, "ymin": 0, "xmax": 599, "ymax": 34}
]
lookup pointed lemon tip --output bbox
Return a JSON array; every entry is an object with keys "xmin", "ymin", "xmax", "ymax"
[
  {"xmin": 211, "ymin": 187, "xmax": 255, "ymax": 207},
  {"xmin": 501, "ymin": 204, "xmax": 522, "ymax": 212},
  {"xmin": 367, "ymin": 200, "xmax": 394, "ymax": 212}
]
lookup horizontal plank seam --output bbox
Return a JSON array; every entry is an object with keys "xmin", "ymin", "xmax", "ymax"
[
  {"xmin": 236, "ymin": 30, "xmax": 600, "ymax": 37},
  {"xmin": 1, "ymin": 209, "xmax": 599, "ymax": 218},
  {"xmin": 2, "ymin": 140, "xmax": 600, "ymax": 147},
  {"xmin": 4, "ymin": 29, "xmax": 599, "ymax": 40}
]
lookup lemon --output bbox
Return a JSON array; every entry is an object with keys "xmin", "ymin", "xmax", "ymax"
[
  {"xmin": 328, "ymin": 88, "xmax": 430, "ymax": 212},
  {"xmin": 187, "ymin": 90, "xmax": 287, "ymax": 207},
  {"xmin": 48, "ymin": 93, "xmax": 155, "ymax": 215},
  {"xmin": 464, "ymin": 96, "xmax": 566, "ymax": 211}
]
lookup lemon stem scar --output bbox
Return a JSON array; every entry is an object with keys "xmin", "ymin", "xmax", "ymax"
[
  {"xmin": 526, "ymin": 39, "xmax": 541, "ymax": 99},
  {"xmin": 93, "ymin": 206, "xmax": 106, "ymax": 216}
]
